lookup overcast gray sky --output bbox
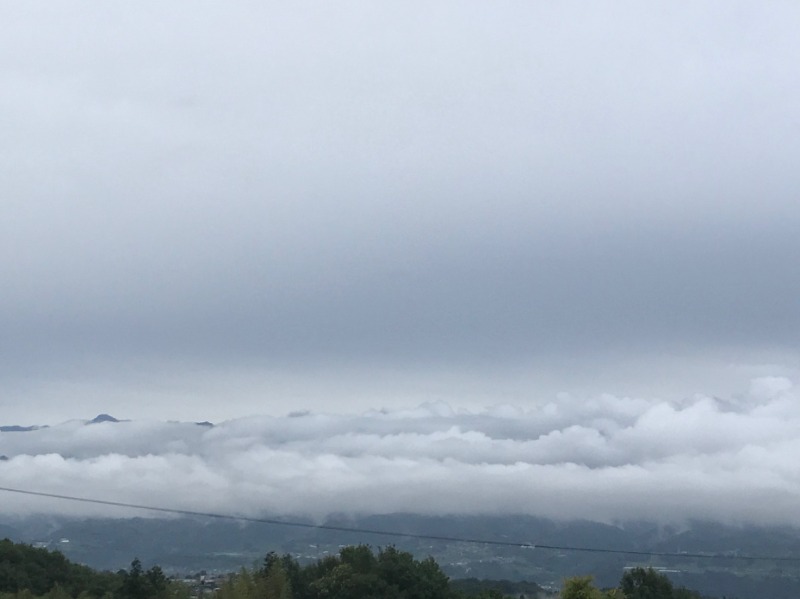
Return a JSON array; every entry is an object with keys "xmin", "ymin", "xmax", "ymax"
[{"xmin": 2, "ymin": 2, "xmax": 800, "ymax": 425}]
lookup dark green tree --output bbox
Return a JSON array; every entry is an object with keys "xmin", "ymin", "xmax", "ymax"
[
  {"xmin": 118, "ymin": 559, "xmax": 147, "ymax": 599},
  {"xmin": 264, "ymin": 560, "xmax": 293, "ymax": 599},
  {"xmin": 0, "ymin": 539, "xmax": 118, "ymax": 598},
  {"xmin": 560, "ymin": 576, "xmax": 603, "ymax": 599},
  {"xmin": 620, "ymin": 568, "xmax": 674, "ymax": 599},
  {"xmin": 118, "ymin": 558, "xmax": 170, "ymax": 599}
]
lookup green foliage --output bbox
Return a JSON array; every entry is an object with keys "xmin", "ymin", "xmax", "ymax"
[
  {"xmin": 620, "ymin": 567, "xmax": 674, "ymax": 599},
  {"xmin": 560, "ymin": 571, "xmax": 702, "ymax": 599},
  {"xmin": 264, "ymin": 560, "xmax": 292, "ymax": 599},
  {"xmin": 117, "ymin": 559, "xmax": 169, "ymax": 599},
  {"xmin": 264, "ymin": 552, "xmax": 309, "ymax": 599},
  {"xmin": 0, "ymin": 541, "xmax": 191, "ymax": 599},
  {"xmin": 224, "ymin": 545, "xmax": 453, "ymax": 599},
  {"xmin": 42, "ymin": 586, "xmax": 71, "ymax": 599},
  {"xmin": 217, "ymin": 568, "xmax": 262, "ymax": 599},
  {"xmin": 618, "ymin": 568, "xmax": 706, "ymax": 599},
  {"xmin": 0, "ymin": 538, "xmax": 716, "ymax": 599},
  {"xmin": 561, "ymin": 576, "xmax": 604, "ymax": 599},
  {"xmin": 0, "ymin": 539, "xmax": 117, "ymax": 598}
]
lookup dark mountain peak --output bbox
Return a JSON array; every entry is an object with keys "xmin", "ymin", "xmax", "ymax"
[{"xmin": 88, "ymin": 414, "xmax": 119, "ymax": 424}]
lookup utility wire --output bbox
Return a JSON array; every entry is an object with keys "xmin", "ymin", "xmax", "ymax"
[{"xmin": 0, "ymin": 485, "xmax": 798, "ymax": 563}]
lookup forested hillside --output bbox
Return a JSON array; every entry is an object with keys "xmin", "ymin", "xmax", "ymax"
[
  {"xmin": 0, "ymin": 539, "xmax": 183, "ymax": 599},
  {"xmin": 0, "ymin": 539, "xmax": 715, "ymax": 599}
]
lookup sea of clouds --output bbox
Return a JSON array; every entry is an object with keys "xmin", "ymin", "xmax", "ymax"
[{"xmin": 1, "ymin": 376, "xmax": 798, "ymax": 526}]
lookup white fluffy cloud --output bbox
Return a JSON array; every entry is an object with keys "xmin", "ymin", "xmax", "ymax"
[{"xmin": 2, "ymin": 377, "xmax": 798, "ymax": 525}]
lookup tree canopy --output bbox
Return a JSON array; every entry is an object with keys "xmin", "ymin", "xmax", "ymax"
[
  {"xmin": 561, "ymin": 568, "xmax": 707, "ymax": 599},
  {"xmin": 0, "ymin": 539, "xmax": 184, "ymax": 599},
  {"xmin": 0, "ymin": 538, "xmax": 717, "ymax": 599}
]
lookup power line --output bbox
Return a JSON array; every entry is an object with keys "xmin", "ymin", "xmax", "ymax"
[{"xmin": 0, "ymin": 485, "xmax": 798, "ymax": 563}]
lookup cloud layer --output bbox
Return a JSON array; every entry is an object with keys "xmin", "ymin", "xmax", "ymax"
[{"xmin": 2, "ymin": 377, "xmax": 798, "ymax": 526}]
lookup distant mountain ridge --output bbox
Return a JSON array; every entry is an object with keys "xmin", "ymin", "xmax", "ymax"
[
  {"xmin": 0, "ymin": 413, "xmax": 123, "ymax": 430},
  {"xmin": 0, "ymin": 424, "xmax": 44, "ymax": 432},
  {"xmin": 0, "ymin": 414, "xmax": 215, "ymax": 430}
]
